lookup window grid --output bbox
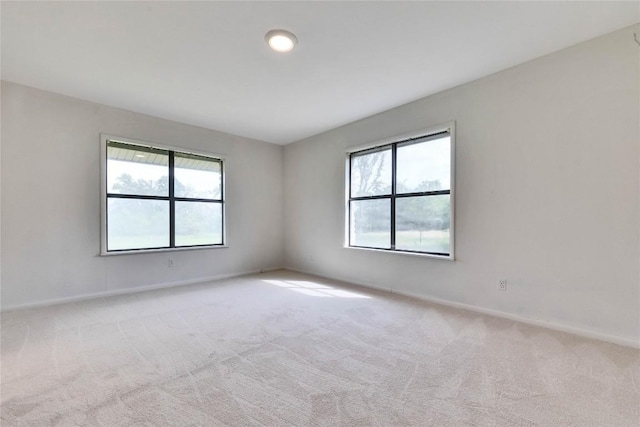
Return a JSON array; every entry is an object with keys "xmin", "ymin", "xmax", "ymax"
[
  {"xmin": 348, "ymin": 130, "xmax": 451, "ymax": 256},
  {"xmin": 105, "ymin": 141, "xmax": 224, "ymax": 253}
]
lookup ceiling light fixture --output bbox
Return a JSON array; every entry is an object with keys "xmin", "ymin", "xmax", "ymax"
[{"xmin": 265, "ymin": 29, "xmax": 297, "ymax": 53}]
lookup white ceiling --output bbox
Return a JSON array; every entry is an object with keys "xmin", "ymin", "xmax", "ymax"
[{"xmin": 2, "ymin": 1, "xmax": 638, "ymax": 145}]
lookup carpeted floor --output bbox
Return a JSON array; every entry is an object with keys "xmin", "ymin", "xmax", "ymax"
[{"xmin": 1, "ymin": 270, "xmax": 638, "ymax": 426}]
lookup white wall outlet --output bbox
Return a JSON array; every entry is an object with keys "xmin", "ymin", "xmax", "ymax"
[
  {"xmin": 168, "ymin": 259, "xmax": 174, "ymax": 268},
  {"xmin": 497, "ymin": 279, "xmax": 507, "ymax": 291}
]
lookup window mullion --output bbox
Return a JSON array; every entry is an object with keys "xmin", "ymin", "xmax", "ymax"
[
  {"xmin": 106, "ymin": 193, "xmax": 170, "ymax": 201},
  {"xmin": 220, "ymin": 160, "xmax": 225, "ymax": 246},
  {"xmin": 348, "ymin": 155, "xmax": 353, "ymax": 247},
  {"xmin": 391, "ymin": 143, "xmax": 397, "ymax": 250},
  {"xmin": 169, "ymin": 151, "xmax": 175, "ymax": 248}
]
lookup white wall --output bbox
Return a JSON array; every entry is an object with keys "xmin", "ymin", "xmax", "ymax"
[
  {"xmin": 1, "ymin": 82, "xmax": 284, "ymax": 309},
  {"xmin": 283, "ymin": 25, "xmax": 640, "ymax": 345}
]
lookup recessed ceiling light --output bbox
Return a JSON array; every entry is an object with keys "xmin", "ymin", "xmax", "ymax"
[{"xmin": 265, "ymin": 29, "xmax": 297, "ymax": 53}]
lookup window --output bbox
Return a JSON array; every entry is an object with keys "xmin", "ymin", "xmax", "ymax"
[
  {"xmin": 347, "ymin": 125, "xmax": 454, "ymax": 258},
  {"xmin": 101, "ymin": 136, "xmax": 224, "ymax": 253}
]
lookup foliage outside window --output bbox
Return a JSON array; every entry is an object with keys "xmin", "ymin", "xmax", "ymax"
[
  {"xmin": 103, "ymin": 138, "xmax": 224, "ymax": 253},
  {"xmin": 348, "ymin": 128, "xmax": 453, "ymax": 257}
]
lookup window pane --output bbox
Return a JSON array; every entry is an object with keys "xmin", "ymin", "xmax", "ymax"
[
  {"xmin": 175, "ymin": 154, "xmax": 222, "ymax": 199},
  {"xmin": 175, "ymin": 201, "xmax": 222, "ymax": 246},
  {"xmin": 396, "ymin": 195, "xmax": 450, "ymax": 254},
  {"xmin": 107, "ymin": 198, "xmax": 169, "ymax": 250},
  {"xmin": 107, "ymin": 142, "xmax": 169, "ymax": 197},
  {"xmin": 397, "ymin": 136, "xmax": 450, "ymax": 193},
  {"xmin": 351, "ymin": 148, "xmax": 392, "ymax": 197},
  {"xmin": 350, "ymin": 199, "xmax": 390, "ymax": 249}
]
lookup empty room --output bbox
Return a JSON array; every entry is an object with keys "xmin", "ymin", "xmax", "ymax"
[{"xmin": 1, "ymin": 1, "xmax": 639, "ymax": 426}]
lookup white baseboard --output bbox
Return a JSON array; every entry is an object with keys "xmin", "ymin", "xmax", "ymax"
[
  {"xmin": 284, "ymin": 266, "xmax": 640, "ymax": 349},
  {"xmin": 1, "ymin": 266, "xmax": 283, "ymax": 312}
]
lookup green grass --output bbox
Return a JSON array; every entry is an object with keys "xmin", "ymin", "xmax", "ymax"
[
  {"xmin": 175, "ymin": 233, "xmax": 222, "ymax": 246},
  {"xmin": 109, "ymin": 233, "xmax": 222, "ymax": 251},
  {"xmin": 353, "ymin": 230, "xmax": 449, "ymax": 253}
]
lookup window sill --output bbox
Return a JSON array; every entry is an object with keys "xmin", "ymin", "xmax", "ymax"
[
  {"xmin": 100, "ymin": 245, "xmax": 229, "ymax": 256},
  {"xmin": 343, "ymin": 245, "xmax": 454, "ymax": 261}
]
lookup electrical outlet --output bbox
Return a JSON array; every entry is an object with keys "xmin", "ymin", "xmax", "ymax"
[
  {"xmin": 168, "ymin": 259, "xmax": 175, "ymax": 268},
  {"xmin": 497, "ymin": 279, "xmax": 507, "ymax": 291}
]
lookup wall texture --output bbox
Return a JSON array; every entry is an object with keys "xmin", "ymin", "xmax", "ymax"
[
  {"xmin": 283, "ymin": 25, "xmax": 640, "ymax": 345},
  {"xmin": 1, "ymin": 82, "xmax": 284, "ymax": 309}
]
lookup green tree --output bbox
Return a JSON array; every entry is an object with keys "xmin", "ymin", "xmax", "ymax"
[
  {"xmin": 109, "ymin": 174, "xmax": 186, "ymax": 238},
  {"xmin": 396, "ymin": 179, "xmax": 450, "ymax": 238}
]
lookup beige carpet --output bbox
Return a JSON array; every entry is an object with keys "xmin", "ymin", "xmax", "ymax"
[{"xmin": 1, "ymin": 270, "xmax": 638, "ymax": 426}]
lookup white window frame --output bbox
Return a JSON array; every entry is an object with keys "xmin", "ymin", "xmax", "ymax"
[
  {"xmin": 344, "ymin": 122, "xmax": 455, "ymax": 260},
  {"xmin": 100, "ymin": 134, "xmax": 227, "ymax": 255}
]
